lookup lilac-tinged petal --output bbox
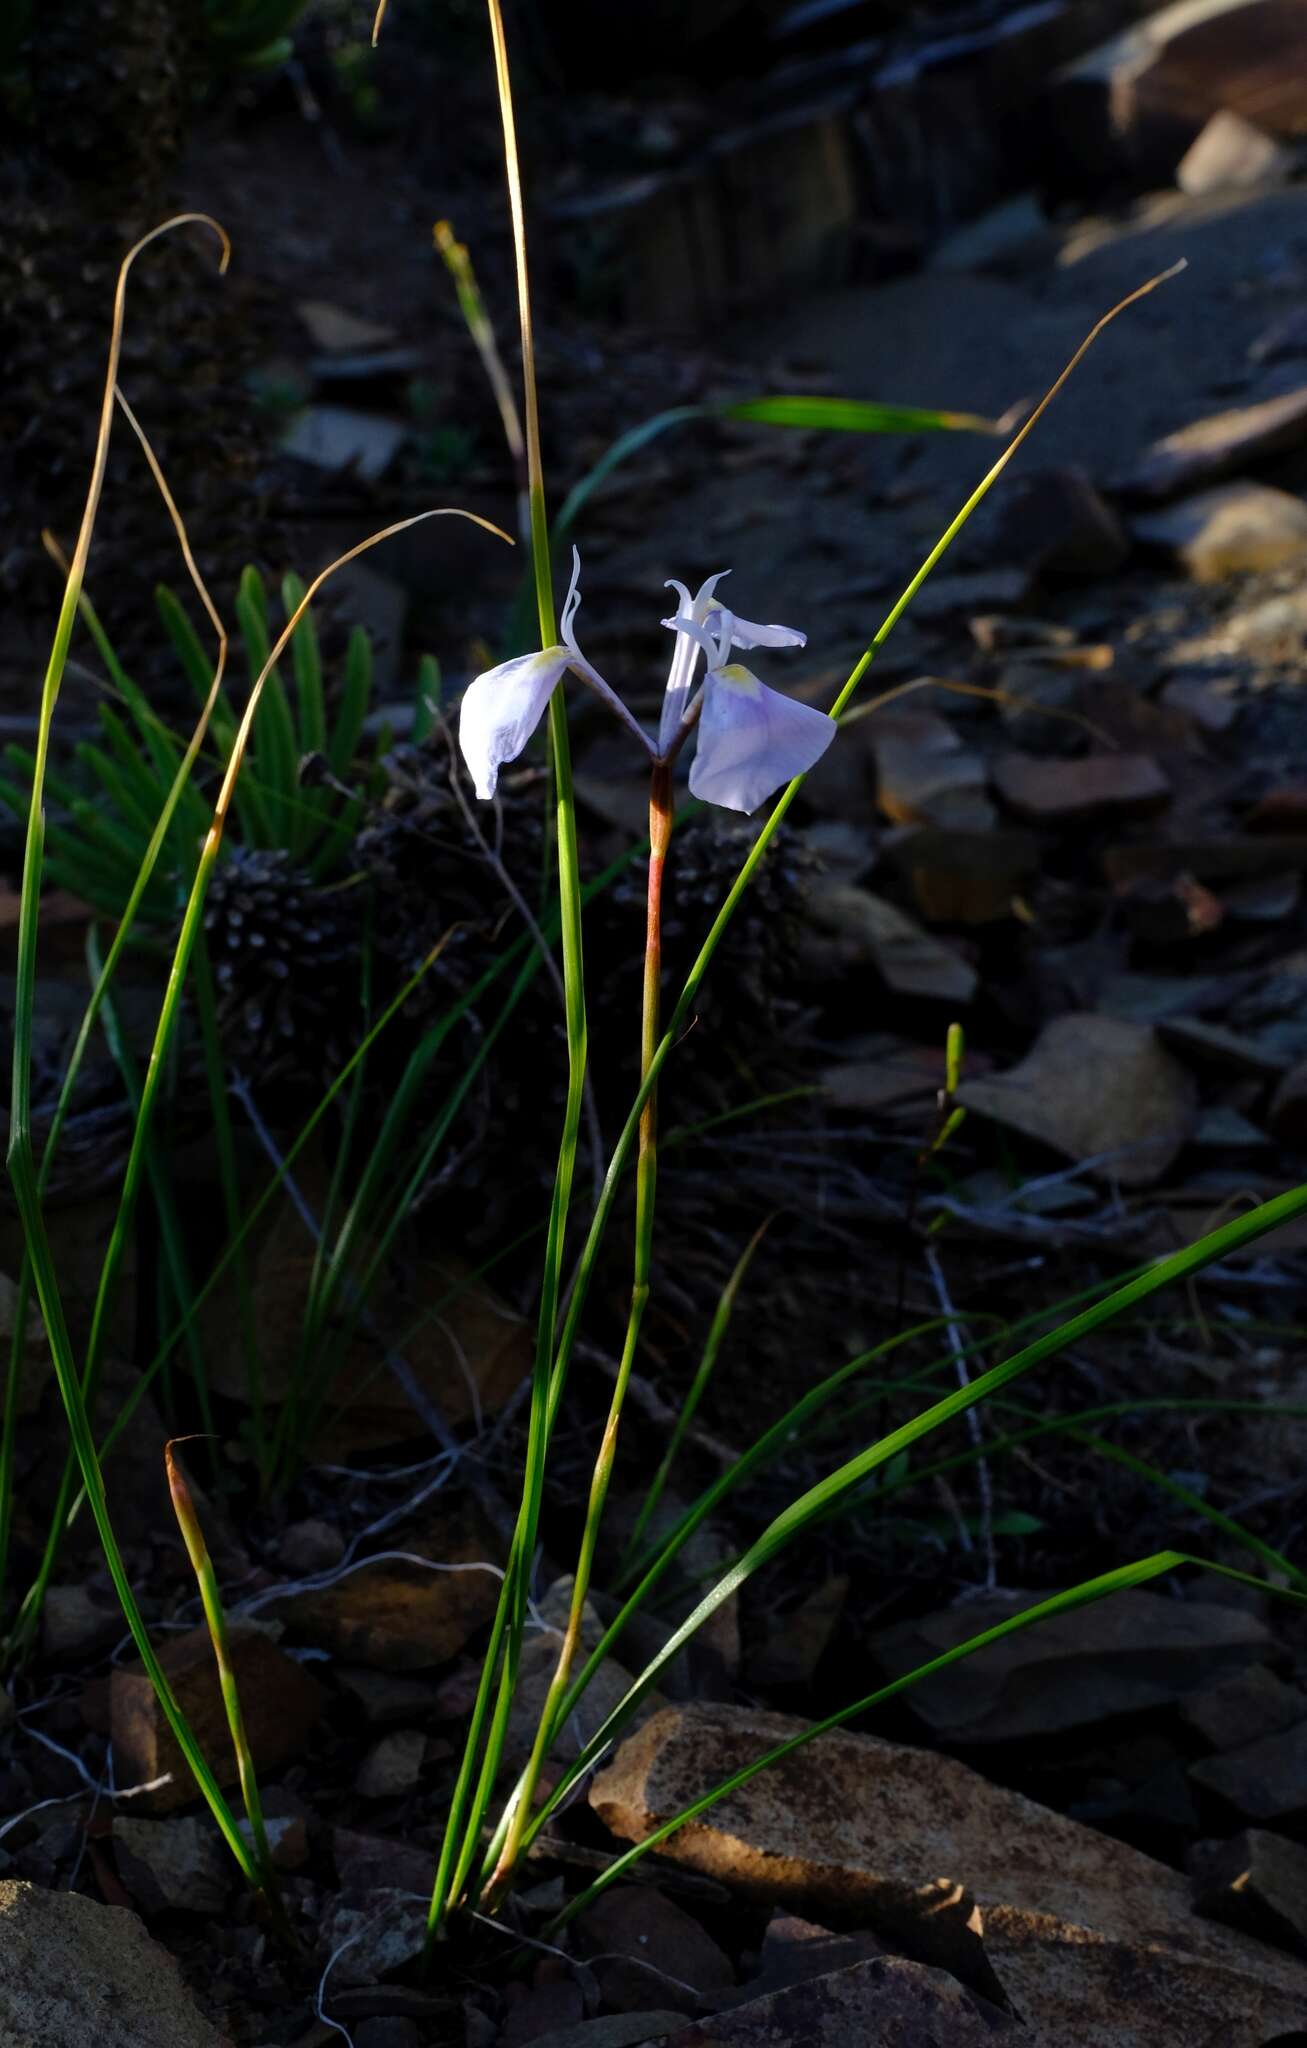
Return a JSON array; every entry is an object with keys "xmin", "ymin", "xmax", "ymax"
[
  {"xmin": 458, "ymin": 647, "xmax": 569, "ymax": 800},
  {"xmin": 689, "ymin": 663, "xmax": 835, "ymax": 814},
  {"xmin": 720, "ymin": 613, "xmax": 807, "ymax": 652}
]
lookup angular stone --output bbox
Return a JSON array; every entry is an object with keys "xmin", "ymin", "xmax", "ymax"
[
  {"xmin": 334, "ymin": 1665, "xmax": 443, "ymax": 1728},
  {"xmin": 806, "ymin": 884, "xmax": 977, "ymax": 1005},
  {"xmin": 1055, "ymin": 0, "xmax": 1307, "ymax": 188},
  {"xmin": 245, "ymin": 1812, "xmax": 308, "ymax": 1872},
  {"xmin": 1135, "ymin": 481, "xmax": 1307, "ymax": 581},
  {"xmin": 957, "ymin": 1014, "xmax": 1196, "ymax": 1187},
  {"xmin": 869, "ymin": 710, "xmax": 990, "ymax": 830},
  {"xmin": 1122, "ymin": 383, "xmax": 1307, "ymax": 501},
  {"xmin": 890, "ymin": 825, "xmax": 1040, "ymax": 926},
  {"xmin": 576, "ymin": 1887, "xmax": 733, "ymax": 2014},
  {"xmin": 658, "ymin": 1954, "xmax": 1016, "ymax": 2043},
  {"xmin": 590, "ymin": 1703, "xmax": 1307, "ymax": 2009},
  {"xmin": 298, "ymin": 300, "xmax": 397, "ymax": 352},
  {"xmin": 355, "ymin": 1728, "xmax": 426, "ymax": 1800},
  {"xmin": 274, "ymin": 1504, "xmax": 501, "ymax": 1672},
  {"xmin": 113, "ymin": 1815, "xmax": 232, "ymax": 1916},
  {"xmin": 280, "ymin": 1517, "xmax": 346, "ymax": 1576},
  {"xmin": 0, "ymin": 1880, "xmax": 229, "ymax": 2046},
  {"xmin": 1190, "ymin": 1715, "xmax": 1307, "ymax": 1823},
  {"xmin": 319, "ymin": 1888, "xmax": 427, "ymax": 1988},
  {"xmin": 741, "ymin": 1912, "xmax": 884, "ymax": 2001},
  {"xmin": 870, "ymin": 1587, "xmax": 1272, "ymax": 1743},
  {"xmin": 982, "ymin": 1900, "xmax": 1307, "ymax": 2045},
  {"xmin": 1157, "ymin": 1015, "xmax": 1291, "ymax": 1080},
  {"xmin": 1176, "ymin": 108, "xmax": 1296, "ymax": 193},
  {"xmin": 820, "ymin": 1041, "xmax": 943, "ymax": 1113},
  {"xmin": 1179, "ymin": 1663, "xmax": 1305, "ymax": 1751},
  {"xmin": 1192, "ymin": 1828, "xmax": 1307, "ymax": 1956},
  {"xmin": 110, "ymin": 1621, "xmax": 324, "ymax": 1815},
  {"xmin": 993, "ymin": 750, "xmax": 1170, "ymax": 822},
  {"xmin": 42, "ymin": 1581, "xmax": 122, "ymax": 1662},
  {"xmin": 930, "ymin": 191, "xmax": 1052, "ymax": 275},
  {"xmin": 280, "ymin": 405, "xmax": 407, "ymax": 483}
]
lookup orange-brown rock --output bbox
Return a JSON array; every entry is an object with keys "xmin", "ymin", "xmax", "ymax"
[{"xmin": 110, "ymin": 1621, "xmax": 324, "ymax": 1816}]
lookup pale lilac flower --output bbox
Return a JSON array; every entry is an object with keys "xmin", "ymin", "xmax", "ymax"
[
  {"xmin": 661, "ymin": 587, "xmax": 835, "ymax": 815},
  {"xmin": 458, "ymin": 548, "xmax": 834, "ymax": 814}
]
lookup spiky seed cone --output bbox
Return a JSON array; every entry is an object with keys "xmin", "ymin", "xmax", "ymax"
[{"xmin": 202, "ymin": 848, "xmax": 361, "ymax": 1075}]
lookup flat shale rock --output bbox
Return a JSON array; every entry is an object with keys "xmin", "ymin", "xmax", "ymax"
[
  {"xmin": 273, "ymin": 1505, "xmax": 501, "ymax": 1671},
  {"xmin": 654, "ymin": 1954, "xmax": 1016, "ymax": 2044},
  {"xmin": 992, "ymin": 750, "xmax": 1170, "ymax": 822},
  {"xmin": 805, "ymin": 884, "xmax": 977, "ymax": 1004},
  {"xmin": 113, "ymin": 1815, "xmax": 232, "ymax": 1916},
  {"xmin": 319, "ymin": 1888, "xmax": 427, "ymax": 1988},
  {"xmin": 576, "ymin": 1887, "xmax": 734, "ymax": 2014},
  {"xmin": 1192, "ymin": 1828, "xmax": 1307, "ymax": 1956},
  {"xmin": 1179, "ymin": 1663, "xmax": 1305, "ymax": 1752},
  {"xmin": 869, "ymin": 1586, "xmax": 1271, "ymax": 1742},
  {"xmin": 1120, "ymin": 382, "xmax": 1307, "ymax": 500},
  {"xmin": 110, "ymin": 1621, "xmax": 324, "ymax": 1814},
  {"xmin": 1054, "ymin": 0, "xmax": 1307, "ymax": 186},
  {"xmin": 1190, "ymin": 1714, "xmax": 1307, "ymax": 1823},
  {"xmin": 981, "ymin": 1902, "xmax": 1307, "ymax": 2046},
  {"xmin": 869, "ymin": 710, "xmax": 990, "ymax": 829},
  {"xmin": 888, "ymin": 825, "xmax": 1039, "ymax": 926},
  {"xmin": 0, "ymin": 1879, "xmax": 230, "ymax": 2046},
  {"xmin": 590, "ymin": 1702, "xmax": 1307, "ymax": 2028},
  {"xmin": 1176, "ymin": 107, "xmax": 1296, "ymax": 194},
  {"xmin": 1134, "ymin": 480, "xmax": 1307, "ymax": 581},
  {"xmin": 355, "ymin": 1727, "xmax": 426, "ymax": 1800},
  {"xmin": 956, "ymin": 1014, "xmax": 1196, "ymax": 1186}
]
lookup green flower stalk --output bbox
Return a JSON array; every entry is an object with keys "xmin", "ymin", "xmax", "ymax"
[{"xmin": 485, "ymin": 756, "xmax": 675, "ymax": 1899}]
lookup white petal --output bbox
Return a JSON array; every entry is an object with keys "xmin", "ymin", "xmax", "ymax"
[
  {"xmin": 689, "ymin": 664, "xmax": 835, "ymax": 814},
  {"xmin": 560, "ymin": 546, "xmax": 585, "ymax": 655},
  {"xmin": 718, "ymin": 612, "xmax": 807, "ymax": 652},
  {"xmin": 458, "ymin": 647, "xmax": 569, "ymax": 800},
  {"xmin": 658, "ymin": 573, "xmax": 727, "ymax": 750}
]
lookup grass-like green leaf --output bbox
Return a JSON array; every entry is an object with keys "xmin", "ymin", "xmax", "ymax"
[{"xmin": 721, "ymin": 395, "xmax": 999, "ymax": 434}]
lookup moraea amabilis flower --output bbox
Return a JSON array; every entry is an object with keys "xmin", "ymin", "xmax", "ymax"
[{"xmin": 458, "ymin": 549, "xmax": 834, "ymax": 814}]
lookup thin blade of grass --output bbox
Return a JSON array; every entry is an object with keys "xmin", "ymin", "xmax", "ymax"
[
  {"xmin": 3, "ymin": 212, "xmax": 260, "ymax": 1871},
  {"xmin": 721, "ymin": 395, "xmax": 999, "ymax": 433},
  {"xmin": 618, "ymin": 1218, "xmax": 770, "ymax": 1578},
  {"xmin": 523, "ymin": 1173, "xmax": 1307, "ymax": 1850}
]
